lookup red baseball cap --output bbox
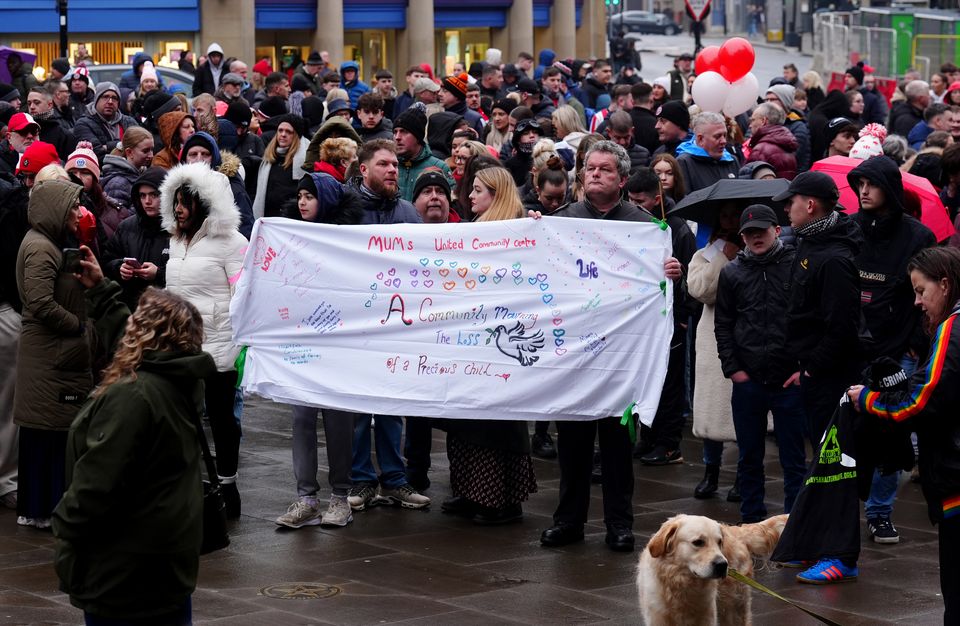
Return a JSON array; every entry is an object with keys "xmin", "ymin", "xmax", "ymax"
[
  {"xmin": 8, "ymin": 112, "xmax": 40, "ymax": 135},
  {"xmin": 16, "ymin": 141, "xmax": 60, "ymax": 176}
]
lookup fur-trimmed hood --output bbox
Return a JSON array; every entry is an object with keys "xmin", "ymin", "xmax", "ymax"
[
  {"xmin": 217, "ymin": 151, "xmax": 242, "ymax": 178},
  {"xmin": 159, "ymin": 162, "xmax": 240, "ymax": 238}
]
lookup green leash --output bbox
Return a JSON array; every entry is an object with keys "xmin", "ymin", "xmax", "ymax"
[
  {"xmin": 727, "ymin": 568, "xmax": 845, "ymax": 626},
  {"xmin": 620, "ymin": 402, "xmax": 637, "ymax": 444}
]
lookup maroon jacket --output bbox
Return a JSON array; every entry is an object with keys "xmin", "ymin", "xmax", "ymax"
[{"xmin": 747, "ymin": 124, "xmax": 799, "ymax": 180}]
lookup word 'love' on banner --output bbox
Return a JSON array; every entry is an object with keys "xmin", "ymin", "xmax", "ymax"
[{"xmin": 230, "ymin": 216, "xmax": 673, "ymax": 421}]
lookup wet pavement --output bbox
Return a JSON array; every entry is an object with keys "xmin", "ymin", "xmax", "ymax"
[{"xmin": 0, "ymin": 396, "xmax": 945, "ymax": 625}]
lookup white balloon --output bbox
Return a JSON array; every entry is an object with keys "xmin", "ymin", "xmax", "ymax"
[
  {"xmin": 690, "ymin": 71, "xmax": 731, "ymax": 113},
  {"xmin": 722, "ymin": 72, "xmax": 761, "ymax": 117}
]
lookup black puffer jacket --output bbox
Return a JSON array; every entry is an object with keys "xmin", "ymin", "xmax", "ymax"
[
  {"xmin": 716, "ymin": 242, "xmax": 799, "ymax": 384},
  {"xmin": 888, "ymin": 99, "xmax": 924, "ymax": 140},
  {"xmin": 0, "ymin": 175, "xmax": 30, "ymax": 311},
  {"xmin": 101, "ymin": 168, "xmax": 170, "ymax": 310},
  {"xmin": 787, "ymin": 213, "xmax": 863, "ymax": 379},
  {"xmin": 848, "ymin": 156, "xmax": 937, "ymax": 361}
]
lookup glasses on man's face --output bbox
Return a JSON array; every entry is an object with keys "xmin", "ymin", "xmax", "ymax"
[{"xmin": 100, "ymin": 94, "xmax": 120, "ymax": 102}]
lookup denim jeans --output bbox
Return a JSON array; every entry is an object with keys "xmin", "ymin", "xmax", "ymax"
[
  {"xmin": 702, "ymin": 439, "xmax": 724, "ymax": 465},
  {"xmin": 864, "ymin": 353, "xmax": 917, "ymax": 519},
  {"xmin": 731, "ymin": 380, "xmax": 807, "ymax": 521},
  {"xmin": 351, "ymin": 414, "xmax": 407, "ymax": 488}
]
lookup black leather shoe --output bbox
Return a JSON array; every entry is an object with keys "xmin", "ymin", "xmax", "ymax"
[
  {"xmin": 440, "ymin": 496, "xmax": 477, "ymax": 518},
  {"xmin": 221, "ymin": 482, "xmax": 241, "ymax": 519},
  {"xmin": 540, "ymin": 523, "xmax": 585, "ymax": 547},
  {"xmin": 605, "ymin": 526, "xmax": 635, "ymax": 552},
  {"xmin": 531, "ymin": 432, "xmax": 558, "ymax": 459},
  {"xmin": 473, "ymin": 504, "xmax": 523, "ymax": 525},
  {"xmin": 639, "ymin": 445, "xmax": 683, "ymax": 466}
]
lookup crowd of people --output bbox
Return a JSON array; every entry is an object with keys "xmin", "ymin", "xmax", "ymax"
[{"xmin": 0, "ymin": 41, "xmax": 959, "ymax": 623}]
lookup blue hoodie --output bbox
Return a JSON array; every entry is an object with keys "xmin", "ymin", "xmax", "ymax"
[
  {"xmin": 534, "ymin": 49, "xmax": 556, "ymax": 80},
  {"xmin": 339, "ymin": 61, "xmax": 370, "ymax": 109},
  {"xmin": 119, "ymin": 52, "xmax": 165, "ymax": 91}
]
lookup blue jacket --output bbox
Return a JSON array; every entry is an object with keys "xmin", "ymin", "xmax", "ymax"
[
  {"xmin": 534, "ymin": 49, "xmax": 556, "ymax": 80},
  {"xmin": 340, "ymin": 61, "xmax": 370, "ymax": 109},
  {"xmin": 907, "ymin": 120, "xmax": 934, "ymax": 151}
]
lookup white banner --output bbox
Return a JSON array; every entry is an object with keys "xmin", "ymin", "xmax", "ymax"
[{"xmin": 231, "ymin": 216, "xmax": 673, "ymax": 422}]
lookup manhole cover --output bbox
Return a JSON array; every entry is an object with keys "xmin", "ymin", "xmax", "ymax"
[{"xmin": 260, "ymin": 582, "xmax": 341, "ymax": 599}]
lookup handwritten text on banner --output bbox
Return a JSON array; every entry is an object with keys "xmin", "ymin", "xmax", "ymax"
[{"xmin": 230, "ymin": 217, "xmax": 673, "ymax": 421}]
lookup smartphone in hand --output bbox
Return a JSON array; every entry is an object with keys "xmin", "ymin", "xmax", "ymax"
[
  {"xmin": 123, "ymin": 257, "xmax": 142, "ymax": 269},
  {"xmin": 62, "ymin": 248, "xmax": 83, "ymax": 273}
]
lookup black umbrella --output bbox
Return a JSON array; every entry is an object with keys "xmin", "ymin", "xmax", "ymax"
[{"xmin": 667, "ymin": 178, "xmax": 791, "ymax": 225}]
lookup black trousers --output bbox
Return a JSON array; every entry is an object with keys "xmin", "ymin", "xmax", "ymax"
[
  {"xmin": 205, "ymin": 370, "xmax": 240, "ymax": 477},
  {"xmin": 554, "ymin": 416, "xmax": 634, "ymax": 529},
  {"xmin": 640, "ymin": 327, "xmax": 687, "ymax": 450},
  {"xmin": 403, "ymin": 416, "xmax": 432, "ymax": 476},
  {"xmin": 940, "ymin": 515, "xmax": 960, "ymax": 625}
]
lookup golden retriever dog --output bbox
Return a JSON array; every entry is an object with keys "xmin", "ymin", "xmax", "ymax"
[{"xmin": 637, "ymin": 514, "xmax": 788, "ymax": 626}]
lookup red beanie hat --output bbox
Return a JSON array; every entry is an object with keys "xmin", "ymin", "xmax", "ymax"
[{"xmin": 16, "ymin": 141, "xmax": 60, "ymax": 176}]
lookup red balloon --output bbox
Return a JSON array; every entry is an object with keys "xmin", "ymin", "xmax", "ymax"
[
  {"xmin": 695, "ymin": 46, "xmax": 721, "ymax": 75},
  {"xmin": 718, "ymin": 37, "xmax": 755, "ymax": 83}
]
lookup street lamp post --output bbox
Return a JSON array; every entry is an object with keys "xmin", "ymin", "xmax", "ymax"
[{"xmin": 57, "ymin": 0, "xmax": 68, "ymax": 59}]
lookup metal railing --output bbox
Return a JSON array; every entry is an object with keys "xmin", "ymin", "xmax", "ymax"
[
  {"xmin": 812, "ymin": 12, "xmax": 852, "ymax": 77},
  {"xmin": 912, "ymin": 34, "xmax": 960, "ymax": 77}
]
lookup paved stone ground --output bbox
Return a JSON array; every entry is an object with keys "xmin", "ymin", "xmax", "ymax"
[{"xmin": 0, "ymin": 396, "xmax": 945, "ymax": 625}]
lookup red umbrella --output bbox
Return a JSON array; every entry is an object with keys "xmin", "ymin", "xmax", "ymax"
[{"xmin": 810, "ymin": 155, "xmax": 955, "ymax": 242}]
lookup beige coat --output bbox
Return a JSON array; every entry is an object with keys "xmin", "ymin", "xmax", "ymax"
[{"xmin": 687, "ymin": 247, "xmax": 736, "ymax": 442}]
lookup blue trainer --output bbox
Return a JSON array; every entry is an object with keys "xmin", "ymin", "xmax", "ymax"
[{"xmin": 796, "ymin": 558, "xmax": 858, "ymax": 584}]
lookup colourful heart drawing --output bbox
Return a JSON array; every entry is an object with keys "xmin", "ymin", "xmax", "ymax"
[
  {"xmin": 540, "ymin": 283, "xmax": 549, "ymax": 291},
  {"xmin": 513, "ymin": 276, "xmax": 522, "ymax": 285},
  {"xmin": 370, "ymin": 283, "xmax": 378, "ymax": 290},
  {"xmin": 495, "ymin": 268, "xmax": 507, "ymax": 278},
  {"xmin": 512, "ymin": 262, "xmax": 521, "ymax": 270},
  {"xmin": 465, "ymin": 279, "xmax": 477, "ymax": 289},
  {"xmin": 555, "ymin": 338, "xmax": 565, "ymax": 347},
  {"xmin": 443, "ymin": 281, "xmax": 456, "ymax": 291},
  {"xmin": 536, "ymin": 273, "xmax": 548, "ymax": 282},
  {"xmin": 470, "ymin": 262, "xmax": 479, "ymax": 269},
  {"xmin": 438, "ymin": 268, "xmax": 450, "ymax": 277},
  {"xmin": 450, "ymin": 261, "xmax": 458, "ymax": 268},
  {"xmin": 424, "ymin": 280, "xmax": 434, "ymax": 288},
  {"xmin": 383, "ymin": 279, "xmax": 392, "ymax": 286},
  {"xmin": 420, "ymin": 258, "xmax": 429, "ymax": 266},
  {"xmin": 422, "ymin": 269, "xmax": 431, "ymax": 277},
  {"xmin": 542, "ymin": 294, "xmax": 554, "ymax": 304},
  {"xmin": 556, "ymin": 348, "xmax": 567, "ymax": 356},
  {"xmin": 376, "ymin": 272, "xmax": 384, "ymax": 280},
  {"xmin": 411, "ymin": 280, "xmax": 419, "ymax": 287},
  {"xmin": 552, "ymin": 308, "xmax": 561, "ymax": 317},
  {"xmin": 434, "ymin": 259, "xmax": 444, "ymax": 266},
  {"xmin": 492, "ymin": 275, "xmax": 502, "ymax": 284},
  {"xmin": 528, "ymin": 277, "xmax": 538, "ymax": 285},
  {"xmin": 553, "ymin": 318, "xmax": 563, "ymax": 326},
  {"xmin": 410, "ymin": 269, "xmax": 418, "ymax": 276},
  {"xmin": 481, "ymin": 266, "xmax": 491, "ymax": 274},
  {"xmin": 511, "ymin": 269, "xmax": 522, "ymax": 278},
  {"xmin": 388, "ymin": 268, "xmax": 396, "ymax": 276},
  {"xmin": 457, "ymin": 267, "xmax": 468, "ymax": 278},
  {"xmin": 391, "ymin": 278, "xmax": 401, "ymax": 287},
  {"xmin": 478, "ymin": 275, "xmax": 487, "ymax": 283},
  {"xmin": 364, "ymin": 300, "xmax": 372, "ymax": 307}
]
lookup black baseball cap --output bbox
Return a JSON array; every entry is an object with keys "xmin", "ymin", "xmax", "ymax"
[
  {"xmin": 739, "ymin": 204, "xmax": 779, "ymax": 233},
  {"xmin": 771, "ymin": 171, "xmax": 840, "ymax": 204},
  {"xmin": 517, "ymin": 77, "xmax": 541, "ymax": 95}
]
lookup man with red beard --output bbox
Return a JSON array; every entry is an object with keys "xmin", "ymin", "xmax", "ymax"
[{"xmin": 341, "ymin": 138, "xmax": 430, "ymax": 512}]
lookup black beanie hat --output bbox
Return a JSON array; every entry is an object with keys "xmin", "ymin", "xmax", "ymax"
[
  {"xmin": 143, "ymin": 91, "xmax": 180, "ymax": 126},
  {"xmin": 272, "ymin": 113, "xmax": 308, "ymax": 138},
  {"xmin": 395, "ymin": 104, "xmax": 428, "ymax": 143},
  {"xmin": 655, "ymin": 100, "xmax": 690, "ymax": 131},
  {"xmin": 51, "ymin": 58, "xmax": 71, "ymax": 77},
  {"xmin": 846, "ymin": 62, "xmax": 865, "ymax": 86},
  {"xmin": 413, "ymin": 169, "xmax": 451, "ymax": 203},
  {"xmin": 300, "ymin": 95, "xmax": 325, "ymax": 128},
  {"xmin": 224, "ymin": 99, "xmax": 252, "ymax": 128},
  {"xmin": 258, "ymin": 95, "xmax": 288, "ymax": 118},
  {"xmin": 492, "ymin": 98, "xmax": 517, "ymax": 115}
]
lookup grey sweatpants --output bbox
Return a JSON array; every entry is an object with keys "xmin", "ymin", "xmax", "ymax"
[
  {"xmin": 291, "ymin": 405, "xmax": 354, "ymax": 497},
  {"xmin": 0, "ymin": 305, "xmax": 20, "ymax": 498}
]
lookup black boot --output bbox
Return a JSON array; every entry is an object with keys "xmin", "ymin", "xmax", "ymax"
[
  {"xmin": 727, "ymin": 472, "xmax": 742, "ymax": 503},
  {"xmin": 694, "ymin": 464, "xmax": 720, "ymax": 499},
  {"xmin": 221, "ymin": 481, "xmax": 241, "ymax": 519}
]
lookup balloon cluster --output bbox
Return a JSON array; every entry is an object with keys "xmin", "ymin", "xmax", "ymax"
[{"xmin": 690, "ymin": 38, "xmax": 760, "ymax": 117}]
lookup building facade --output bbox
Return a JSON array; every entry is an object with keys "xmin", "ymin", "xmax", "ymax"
[{"xmin": 0, "ymin": 0, "xmax": 608, "ymax": 82}]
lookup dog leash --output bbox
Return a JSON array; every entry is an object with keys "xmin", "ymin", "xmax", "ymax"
[{"xmin": 727, "ymin": 568, "xmax": 846, "ymax": 626}]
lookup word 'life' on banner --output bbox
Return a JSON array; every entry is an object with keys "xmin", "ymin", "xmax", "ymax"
[{"xmin": 230, "ymin": 216, "xmax": 673, "ymax": 422}]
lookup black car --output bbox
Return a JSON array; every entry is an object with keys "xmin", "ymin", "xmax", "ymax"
[{"xmin": 611, "ymin": 10, "xmax": 683, "ymax": 36}]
